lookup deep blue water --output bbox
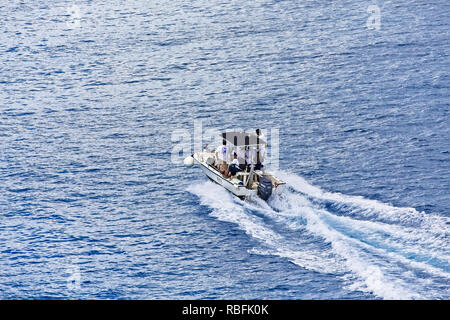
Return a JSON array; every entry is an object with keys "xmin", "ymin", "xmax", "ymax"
[{"xmin": 0, "ymin": 0, "xmax": 449, "ymax": 299}]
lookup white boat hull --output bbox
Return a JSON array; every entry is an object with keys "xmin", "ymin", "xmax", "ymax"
[
  {"xmin": 195, "ymin": 153, "xmax": 252, "ymax": 199},
  {"xmin": 192, "ymin": 151, "xmax": 285, "ymax": 200}
]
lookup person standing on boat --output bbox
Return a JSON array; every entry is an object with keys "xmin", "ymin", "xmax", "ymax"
[
  {"xmin": 244, "ymin": 146, "xmax": 251, "ymax": 172},
  {"xmin": 215, "ymin": 139, "xmax": 229, "ymax": 174},
  {"xmin": 251, "ymin": 143, "xmax": 266, "ymax": 171},
  {"xmin": 257, "ymin": 128, "xmax": 268, "ymax": 146},
  {"xmin": 256, "ymin": 129, "xmax": 264, "ymax": 142},
  {"xmin": 236, "ymin": 146, "xmax": 246, "ymax": 171}
]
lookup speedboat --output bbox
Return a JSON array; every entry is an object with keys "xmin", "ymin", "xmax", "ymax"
[{"xmin": 184, "ymin": 131, "xmax": 285, "ymax": 201}]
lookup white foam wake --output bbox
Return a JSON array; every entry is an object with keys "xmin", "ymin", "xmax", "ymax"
[
  {"xmin": 188, "ymin": 181, "xmax": 344, "ymax": 274},
  {"xmin": 188, "ymin": 172, "xmax": 450, "ymax": 300},
  {"xmin": 274, "ymin": 191, "xmax": 450, "ymax": 299},
  {"xmin": 274, "ymin": 171, "xmax": 449, "ymax": 268},
  {"xmin": 275, "ymin": 170, "xmax": 448, "ymax": 230}
]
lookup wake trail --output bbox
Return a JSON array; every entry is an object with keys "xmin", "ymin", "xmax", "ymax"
[
  {"xmin": 188, "ymin": 181, "xmax": 345, "ymax": 275},
  {"xmin": 188, "ymin": 172, "xmax": 450, "ymax": 300},
  {"xmin": 274, "ymin": 171, "xmax": 449, "ymax": 268},
  {"xmin": 275, "ymin": 170, "xmax": 448, "ymax": 230},
  {"xmin": 273, "ymin": 171, "xmax": 450, "ymax": 299}
]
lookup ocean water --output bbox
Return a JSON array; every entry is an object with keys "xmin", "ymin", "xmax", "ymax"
[{"xmin": 0, "ymin": 0, "xmax": 448, "ymax": 299}]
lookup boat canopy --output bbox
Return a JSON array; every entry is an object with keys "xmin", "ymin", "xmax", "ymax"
[{"xmin": 221, "ymin": 131, "xmax": 267, "ymax": 147}]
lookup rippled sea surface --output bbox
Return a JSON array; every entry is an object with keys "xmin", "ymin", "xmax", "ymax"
[{"xmin": 0, "ymin": 0, "xmax": 449, "ymax": 299}]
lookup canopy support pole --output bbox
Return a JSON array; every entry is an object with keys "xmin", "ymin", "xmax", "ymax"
[{"xmin": 247, "ymin": 164, "xmax": 255, "ymax": 188}]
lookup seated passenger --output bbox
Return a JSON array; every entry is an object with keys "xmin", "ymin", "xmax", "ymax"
[{"xmin": 227, "ymin": 153, "xmax": 242, "ymax": 178}]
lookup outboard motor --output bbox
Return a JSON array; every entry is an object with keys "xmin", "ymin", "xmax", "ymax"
[{"xmin": 257, "ymin": 177, "xmax": 273, "ymax": 201}]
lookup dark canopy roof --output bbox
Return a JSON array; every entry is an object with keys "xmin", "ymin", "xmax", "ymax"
[{"xmin": 221, "ymin": 131, "xmax": 266, "ymax": 147}]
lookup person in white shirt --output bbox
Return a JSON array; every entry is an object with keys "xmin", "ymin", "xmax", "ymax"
[
  {"xmin": 256, "ymin": 129, "xmax": 266, "ymax": 146},
  {"xmin": 215, "ymin": 140, "xmax": 229, "ymax": 174},
  {"xmin": 227, "ymin": 152, "xmax": 242, "ymax": 177},
  {"xmin": 251, "ymin": 144, "xmax": 265, "ymax": 170},
  {"xmin": 244, "ymin": 146, "xmax": 251, "ymax": 171},
  {"xmin": 235, "ymin": 146, "xmax": 246, "ymax": 171}
]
